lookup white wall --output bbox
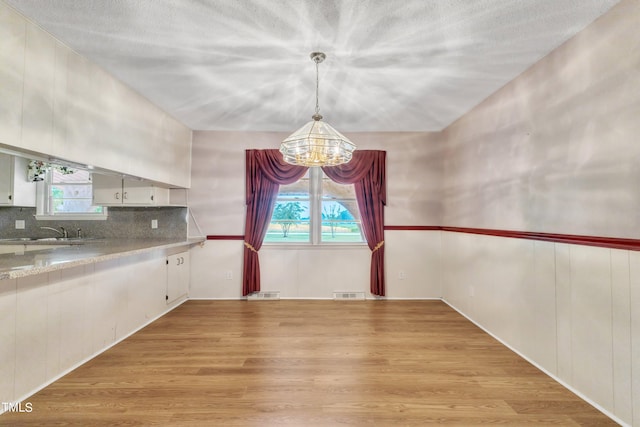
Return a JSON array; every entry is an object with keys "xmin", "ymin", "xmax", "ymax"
[{"xmin": 188, "ymin": 131, "xmax": 443, "ymax": 299}]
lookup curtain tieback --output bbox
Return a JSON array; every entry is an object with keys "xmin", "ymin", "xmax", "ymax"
[
  {"xmin": 244, "ymin": 241, "xmax": 258, "ymax": 253},
  {"xmin": 372, "ymin": 240, "xmax": 384, "ymax": 253}
]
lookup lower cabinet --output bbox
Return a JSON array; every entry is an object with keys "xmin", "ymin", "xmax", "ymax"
[
  {"xmin": 0, "ymin": 246, "xmax": 191, "ymax": 405},
  {"xmin": 166, "ymin": 251, "xmax": 190, "ymax": 304}
]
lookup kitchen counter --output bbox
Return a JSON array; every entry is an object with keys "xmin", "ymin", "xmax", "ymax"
[{"xmin": 0, "ymin": 238, "xmax": 205, "ymax": 280}]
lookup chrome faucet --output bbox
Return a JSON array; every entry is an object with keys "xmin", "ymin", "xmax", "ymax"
[{"xmin": 40, "ymin": 226, "xmax": 68, "ymax": 238}]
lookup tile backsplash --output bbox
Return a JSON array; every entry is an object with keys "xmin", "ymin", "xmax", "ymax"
[{"xmin": 0, "ymin": 206, "xmax": 188, "ymax": 239}]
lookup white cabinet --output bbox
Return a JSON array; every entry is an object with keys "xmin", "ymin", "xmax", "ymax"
[
  {"xmin": 166, "ymin": 251, "xmax": 189, "ymax": 304},
  {"xmin": 0, "ymin": 5, "xmax": 25, "ymax": 148},
  {"xmin": 0, "ymin": 9, "xmax": 57, "ymax": 154},
  {"xmin": 21, "ymin": 21, "xmax": 57, "ymax": 154},
  {"xmin": 158, "ymin": 114, "xmax": 192, "ymax": 188},
  {"xmin": 92, "ymin": 174, "xmax": 169, "ymax": 206},
  {"xmin": 0, "ymin": 154, "xmax": 36, "ymax": 207},
  {"xmin": 2, "ymin": 243, "xmax": 194, "ymax": 406},
  {"xmin": 1, "ymin": 2, "xmax": 192, "ymax": 188}
]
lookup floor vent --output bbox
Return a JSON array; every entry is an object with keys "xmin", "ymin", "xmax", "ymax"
[
  {"xmin": 247, "ymin": 291, "xmax": 280, "ymax": 300},
  {"xmin": 333, "ymin": 292, "xmax": 365, "ymax": 300}
]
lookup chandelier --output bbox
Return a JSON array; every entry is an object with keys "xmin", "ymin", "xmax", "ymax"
[{"xmin": 280, "ymin": 52, "xmax": 356, "ymax": 167}]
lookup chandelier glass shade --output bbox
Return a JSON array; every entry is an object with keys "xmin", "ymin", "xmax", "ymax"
[{"xmin": 280, "ymin": 52, "xmax": 356, "ymax": 167}]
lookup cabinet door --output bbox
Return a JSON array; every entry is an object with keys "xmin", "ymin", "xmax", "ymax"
[
  {"xmin": 166, "ymin": 252, "xmax": 189, "ymax": 304},
  {"xmin": 21, "ymin": 21, "xmax": 56, "ymax": 154},
  {"xmin": 11, "ymin": 156, "xmax": 36, "ymax": 207},
  {"xmin": 0, "ymin": 154, "xmax": 12, "ymax": 205},
  {"xmin": 0, "ymin": 155, "xmax": 35, "ymax": 207},
  {"xmin": 93, "ymin": 175, "xmax": 168, "ymax": 206},
  {"xmin": 0, "ymin": 6, "xmax": 25, "ymax": 149},
  {"xmin": 92, "ymin": 174, "xmax": 123, "ymax": 205},
  {"xmin": 122, "ymin": 178, "xmax": 155, "ymax": 205},
  {"xmin": 160, "ymin": 113, "xmax": 192, "ymax": 188}
]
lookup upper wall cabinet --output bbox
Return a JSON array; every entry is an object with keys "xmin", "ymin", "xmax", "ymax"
[
  {"xmin": 0, "ymin": 154, "xmax": 36, "ymax": 207},
  {"xmin": 21, "ymin": 21, "xmax": 57, "ymax": 154},
  {"xmin": 62, "ymin": 51, "xmax": 129, "ymax": 173},
  {"xmin": 92, "ymin": 174, "xmax": 169, "ymax": 206},
  {"xmin": 0, "ymin": 6, "xmax": 26, "ymax": 148},
  {"xmin": 0, "ymin": 3, "xmax": 192, "ymax": 189}
]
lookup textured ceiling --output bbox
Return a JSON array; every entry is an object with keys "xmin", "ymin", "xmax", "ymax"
[{"xmin": 6, "ymin": 0, "xmax": 620, "ymax": 132}]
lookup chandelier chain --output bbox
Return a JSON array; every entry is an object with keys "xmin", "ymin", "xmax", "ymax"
[{"xmin": 315, "ymin": 59, "xmax": 320, "ymax": 116}]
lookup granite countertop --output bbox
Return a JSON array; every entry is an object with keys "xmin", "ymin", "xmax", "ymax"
[{"xmin": 0, "ymin": 238, "xmax": 205, "ymax": 280}]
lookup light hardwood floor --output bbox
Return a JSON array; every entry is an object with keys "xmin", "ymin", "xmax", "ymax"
[{"xmin": 2, "ymin": 300, "xmax": 616, "ymax": 426}]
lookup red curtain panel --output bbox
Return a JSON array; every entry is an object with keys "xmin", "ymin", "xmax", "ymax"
[
  {"xmin": 243, "ymin": 149, "xmax": 307, "ymax": 295},
  {"xmin": 322, "ymin": 151, "xmax": 387, "ymax": 296}
]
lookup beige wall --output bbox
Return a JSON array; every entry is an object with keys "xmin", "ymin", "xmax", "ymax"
[
  {"xmin": 442, "ymin": 0, "xmax": 640, "ymax": 239},
  {"xmin": 188, "ymin": 130, "xmax": 443, "ymax": 234},
  {"xmin": 188, "ymin": 130, "xmax": 443, "ymax": 299}
]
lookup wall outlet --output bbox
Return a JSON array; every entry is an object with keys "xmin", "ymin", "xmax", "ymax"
[
  {"xmin": 151, "ymin": 219, "xmax": 158, "ymax": 229},
  {"xmin": 398, "ymin": 270, "xmax": 406, "ymax": 280},
  {"xmin": 15, "ymin": 220, "xmax": 25, "ymax": 229},
  {"xmin": 225, "ymin": 270, "xmax": 233, "ymax": 280}
]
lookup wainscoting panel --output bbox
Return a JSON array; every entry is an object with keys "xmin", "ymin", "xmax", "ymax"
[
  {"xmin": 611, "ymin": 249, "xmax": 633, "ymax": 422},
  {"xmin": 526, "ymin": 240, "xmax": 557, "ymax": 374},
  {"xmin": 384, "ymin": 230, "xmax": 442, "ymax": 299},
  {"xmin": 260, "ymin": 248, "xmax": 301, "ymax": 297},
  {"xmin": 568, "ymin": 244, "xmax": 614, "ymax": 412},
  {"xmin": 296, "ymin": 248, "xmax": 370, "ymax": 298},
  {"xmin": 0, "ymin": 278, "xmax": 17, "ymax": 403},
  {"xmin": 555, "ymin": 243, "xmax": 573, "ymax": 382},
  {"xmin": 441, "ymin": 233, "xmax": 557, "ymax": 373},
  {"xmin": 14, "ymin": 273, "xmax": 49, "ymax": 400},
  {"xmin": 441, "ymin": 231, "xmax": 633, "ymax": 426},
  {"xmin": 189, "ymin": 240, "xmax": 243, "ymax": 299},
  {"xmin": 630, "ymin": 251, "xmax": 640, "ymax": 426},
  {"xmin": 91, "ymin": 258, "xmax": 127, "ymax": 353}
]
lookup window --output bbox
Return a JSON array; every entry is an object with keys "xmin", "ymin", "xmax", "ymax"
[
  {"xmin": 35, "ymin": 167, "xmax": 107, "ymax": 220},
  {"xmin": 264, "ymin": 168, "xmax": 364, "ymax": 244}
]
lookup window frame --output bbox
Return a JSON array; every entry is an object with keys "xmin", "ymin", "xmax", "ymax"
[
  {"xmin": 34, "ymin": 168, "xmax": 108, "ymax": 221},
  {"xmin": 263, "ymin": 167, "xmax": 366, "ymax": 247}
]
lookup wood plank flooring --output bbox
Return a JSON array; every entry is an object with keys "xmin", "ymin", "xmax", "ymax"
[{"xmin": 2, "ymin": 300, "xmax": 616, "ymax": 426}]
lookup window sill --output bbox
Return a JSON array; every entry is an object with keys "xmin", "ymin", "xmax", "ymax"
[{"xmin": 262, "ymin": 243, "xmax": 368, "ymax": 250}]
